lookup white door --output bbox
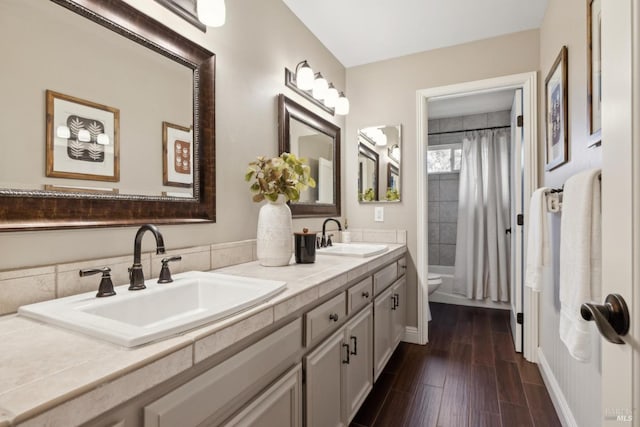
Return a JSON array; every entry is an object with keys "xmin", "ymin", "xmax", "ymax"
[
  {"xmin": 509, "ymin": 89, "xmax": 524, "ymax": 352},
  {"xmin": 599, "ymin": 0, "xmax": 636, "ymax": 423}
]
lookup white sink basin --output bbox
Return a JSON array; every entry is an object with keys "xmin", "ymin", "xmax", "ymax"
[
  {"xmin": 318, "ymin": 243, "xmax": 388, "ymax": 257},
  {"xmin": 18, "ymin": 271, "xmax": 286, "ymax": 347}
]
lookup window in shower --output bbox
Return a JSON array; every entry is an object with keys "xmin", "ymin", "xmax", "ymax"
[{"xmin": 427, "ymin": 143, "xmax": 462, "ymax": 173}]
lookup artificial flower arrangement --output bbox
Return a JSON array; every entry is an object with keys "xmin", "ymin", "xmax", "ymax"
[{"xmin": 245, "ymin": 152, "xmax": 316, "ymax": 202}]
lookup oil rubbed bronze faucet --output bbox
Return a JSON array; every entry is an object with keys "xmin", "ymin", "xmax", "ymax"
[
  {"xmin": 129, "ymin": 224, "xmax": 166, "ymax": 290},
  {"xmin": 320, "ymin": 218, "xmax": 342, "ymax": 248}
]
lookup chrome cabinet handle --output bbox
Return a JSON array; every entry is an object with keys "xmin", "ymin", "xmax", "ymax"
[
  {"xmin": 342, "ymin": 343, "xmax": 350, "ymax": 364},
  {"xmin": 329, "ymin": 313, "xmax": 339, "ymax": 322},
  {"xmin": 580, "ymin": 294, "xmax": 630, "ymax": 344}
]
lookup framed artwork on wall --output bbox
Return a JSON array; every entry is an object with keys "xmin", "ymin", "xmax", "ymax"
[
  {"xmin": 544, "ymin": 46, "xmax": 569, "ymax": 171},
  {"xmin": 163, "ymin": 121, "xmax": 194, "ymax": 188},
  {"xmin": 587, "ymin": 0, "xmax": 602, "ymax": 146},
  {"xmin": 46, "ymin": 90, "xmax": 120, "ymax": 182},
  {"xmin": 154, "ymin": 0, "xmax": 206, "ymax": 32}
]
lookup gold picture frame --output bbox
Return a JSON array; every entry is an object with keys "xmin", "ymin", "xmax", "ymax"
[
  {"xmin": 46, "ymin": 90, "xmax": 120, "ymax": 182},
  {"xmin": 544, "ymin": 46, "xmax": 569, "ymax": 171}
]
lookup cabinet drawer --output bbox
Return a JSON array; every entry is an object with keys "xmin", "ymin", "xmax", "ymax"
[
  {"xmin": 397, "ymin": 257, "xmax": 407, "ymax": 278},
  {"xmin": 347, "ymin": 277, "xmax": 373, "ymax": 314},
  {"xmin": 144, "ymin": 319, "xmax": 302, "ymax": 427},
  {"xmin": 305, "ymin": 292, "xmax": 346, "ymax": 346},
  {"xmin": 373, "ymin": 263, "xmax": 397, "ymax": 295}
]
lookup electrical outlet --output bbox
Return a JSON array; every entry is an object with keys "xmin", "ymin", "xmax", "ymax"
[{"xmin": 374, "ymin": 207, "xmax": 384, "ymax": 222}]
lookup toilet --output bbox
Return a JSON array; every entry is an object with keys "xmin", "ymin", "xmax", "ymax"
[
  {"xmin": 427, "ymin": 273, "xmax": 442, "ymax": 321},
  {"xmin": 427, "ymin": 272, "xmax": 442, "ymax": 295}
]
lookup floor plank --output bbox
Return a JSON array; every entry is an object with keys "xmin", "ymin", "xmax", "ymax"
[{"xmin": 352, "ymin": 303, "xmax": 560, "ymax": 427}]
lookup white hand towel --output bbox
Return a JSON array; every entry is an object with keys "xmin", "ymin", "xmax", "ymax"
[
  {"xmin": 559, "ymin": 169, "xmax": 602, "ymax": 362},
  {"xmin": 524, "ymin": 187, "xmax": 551, "ymax": 292}
]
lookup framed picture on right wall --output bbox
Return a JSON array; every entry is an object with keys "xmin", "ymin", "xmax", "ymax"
[
  {"xmin": 545, "ymin": 46, "xmax": 569, "ymax": 171},
  {"xmin": 587, "ymin": 0, "xmax": 602, "ymax": 146}
]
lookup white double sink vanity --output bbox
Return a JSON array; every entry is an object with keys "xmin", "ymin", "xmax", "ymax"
[{"xmin": 0, "ymin": 243, "xmax": 407, "ymax": 427}]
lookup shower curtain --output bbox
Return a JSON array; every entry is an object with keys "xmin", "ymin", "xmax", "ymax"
[{"xmin": 453, "ymin": 129, "xmax": 510, "ymax": 302}]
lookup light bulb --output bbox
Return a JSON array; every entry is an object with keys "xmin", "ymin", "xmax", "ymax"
[
  {"xmin": 295, "ymin": 61, "xmax": 314, "ymax": 90},
  {"xmin": 77, "ymin": 129, "xmax": 91, "ymax": 142},
  {"xmin": 335, "ymin": 92, "xmax": 350, "ymax": 115},
  {"xmin": 197, "ymin": 0, "xmax": 226, "ymax": 27},
  {"xmin": 312, "ymin": 72, "xmax": 328, "ymax": 100},
  {"xmin": 324, "ymin": 84, "xmax": 339, "ymax": 108},
  {"xmin": 56, "ymin": 125, "xmax": 70, "ymax": 139}
]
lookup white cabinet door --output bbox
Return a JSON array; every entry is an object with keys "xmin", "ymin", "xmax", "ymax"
[
  {"xmin": 391, "ymin": 277, "xmax": 406, "ymax": 348},
  {"xmin": 373, "ymin": 286, "xmax": 393, "ymax": 381},
  {"xmin": 344, "ymin": 305, "xmax": 373, "ymax": 423},
  {"xmin": 305, "ymin": 330, "xmax": 346, "ymax": 427},
  {"xmin": 223, "ymin": 364, "xmax": 302, "ymax": 427}
]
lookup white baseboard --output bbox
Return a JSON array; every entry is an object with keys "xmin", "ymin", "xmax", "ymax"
[
  {"xmin": 537, "ymin": 348, "xmax": 578, "ymax": 427},
  {"xmin": 403, "ymin": 326, "xmax": 421, "ymax": 344}
]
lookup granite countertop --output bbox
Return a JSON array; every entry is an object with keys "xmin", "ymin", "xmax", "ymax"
[{"xmin": 0, "ymin": 244, "xmax": 406, "ymax": 426}]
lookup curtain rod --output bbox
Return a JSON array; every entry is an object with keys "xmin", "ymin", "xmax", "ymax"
[{"xmin": 428, "ymin": 125, "xmax": 510, "ymax": 136}]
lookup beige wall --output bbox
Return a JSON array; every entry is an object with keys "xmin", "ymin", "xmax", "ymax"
[
  {"xmin": 0, "ymin": 0, "xmax": 345, "ymax": 270},
  {"xmin": 345, "ymin": 29, "xmax": 540, "ymax": 327},
  {"xmin": 538, "ymin": 0, "xmax": 602, "ymax": 425}
]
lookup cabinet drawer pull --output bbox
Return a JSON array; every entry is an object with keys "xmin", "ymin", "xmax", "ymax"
[
  {"xmin": 361, "ymin": 291, "xmax": 370, "ymax": 299},
  {"xmin": 391, "ymin": 294, "xmax": 397, "ymax": 310},
  {"xmin": 342, "ymin": 343, "xmax": 350, "ymax": 364},
  {"xmin": 350, "ymin": 336, "xmax": 358, "ymax": 355},
  {"xmin": 329, "ymin": 313, "xmax": 339, "ymax": 322},
  {"xmin": 394, "ymin": 293, "xmax": 400, "ymax": 309}
]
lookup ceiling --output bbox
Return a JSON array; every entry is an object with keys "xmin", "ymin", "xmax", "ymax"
[
  {"xmin": 282, "ymin": 0, "xmax": 548, "ymax": 68},
  {"xmin": 428, "ymin": 89, "xmax": 516, "ymax": 119}
]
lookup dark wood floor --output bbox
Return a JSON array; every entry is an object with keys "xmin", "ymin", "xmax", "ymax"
[{"xmin": 351, "ymin": 302, "xmax": 561, "ymax": 427}]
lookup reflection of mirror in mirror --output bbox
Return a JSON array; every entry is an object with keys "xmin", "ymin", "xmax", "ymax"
[
  {"xmin": 289, "ymin": 118, "xmax": 334, "ymax": 204},
  {"xmin": 0, "ymin": 0, "xmax": 194, "ymax": 198},
  {"xmin": 278, "ymin": 94, "xmax": 341, "ymax": 217},
  {"xmin": 357, "ymin": 124, "xmax": 402, "ymax": 202}
]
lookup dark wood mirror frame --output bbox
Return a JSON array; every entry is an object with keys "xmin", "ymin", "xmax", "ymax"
[
  {"xmin": 358, "ymin": 143, "xmax": 379, "ymax": 201},
  {"xmin": 278, "ymin": 94, "xmax": 341, "ymax": 218},
  {"xmin": 0, "ymin": 0, "xmax": 216, "ymax": 231}
]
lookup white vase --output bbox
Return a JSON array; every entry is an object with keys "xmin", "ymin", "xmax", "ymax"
[{"xmin": 256, "ymin": 195, "xmax": 293, "ymax": 266}]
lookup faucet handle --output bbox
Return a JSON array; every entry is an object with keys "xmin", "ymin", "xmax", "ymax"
[
  {"xmin": 158, "ymin": 256, "xmax": 182, "ymax": 284},
  {"xmin": 79, "ymin": 267, "xmax": 116, "ymax": 298},
  {"xmin": 327, "ymin": 234, "xmax": 334, "ymax": 247}
]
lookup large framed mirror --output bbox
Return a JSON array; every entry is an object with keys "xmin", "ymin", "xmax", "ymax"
[
  {"xmin": 278, "ymin": 94, "xmax": 341, "ymax": 217},
  {"xmin": 0, "ymin": 0, "xmax": 215, "ymax": 230},
  {"xmin": 357, "ymin": 124, "xmax": 402, "ymax": 202}
]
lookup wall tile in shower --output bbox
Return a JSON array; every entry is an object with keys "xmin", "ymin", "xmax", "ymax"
[
  {"xmin": 428, "ymin": 202, "xmax": 440, "ymax": 222},
  {"xmin": 487, "ymin": 110, "xmax": 511, "ymax": 127},
  {"xmin": 428, "ymin": 178, "xmax": 440, "ymax": 201},
  {"xmin": 462, "ymin": 113, "xmax": 488, "ymax": 129},
  {"xmin": 439, "ymin": 179, "xmax": 459, "ymax": 202},
  {"xmin": 439, "ymin": 244, "xmax": 456, "ymax": 266},
  {"xmin": 428, "ymin": 244, "xmax": 440, "ymax": 265},
  {"xmin": 439, "ymin": 223, "xmax": 457, "ymax": 245},
  {"xmin": 439, "ymin": 116, "xmax": 463, "ymax": 132},
  {"xmin": 439, "ymin": 201, "xmax": 459, "ymax": 222},
  {"xmin": 429, "ymin": 223, "xmax": 440, "ymax": 243}
]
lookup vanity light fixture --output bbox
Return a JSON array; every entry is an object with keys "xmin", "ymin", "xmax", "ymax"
[
  {"xmin": 324, "ymin": 83, "xmax": 339, "ymax": 108},
  {"xmin": 312, "ymin": 72, "xmax": 328, "ymax": 100},
  {"xmin": 197, "ymin": 0, "xmax": 226, "ymax": 27},
  {"xmin": 335, "ymin": 92, "xmax": 350, "ymax": 116},
  {"xmin": 294, "ymin": 60, "xmax": 314, "ymax": 90},
  {"xmin": 284, "ymin": 61, "xmax": 349, "ymax": 116}
]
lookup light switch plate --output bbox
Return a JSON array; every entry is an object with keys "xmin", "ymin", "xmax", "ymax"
[{"xmin": 374, "ymin": 207, "xmax": 384, "ymax": 222}]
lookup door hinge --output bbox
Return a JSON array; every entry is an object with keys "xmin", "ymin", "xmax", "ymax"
[
  {"xmin": 517, "ymin": 115, "xmax": 524, "ymax": 127},
  {"xmin": 517, "ymin": 312, "xmax": 524, "ymax": 325},
  {"xmin": 517, "ymin": 214, "xmax": 524, "ymax": 226}
]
